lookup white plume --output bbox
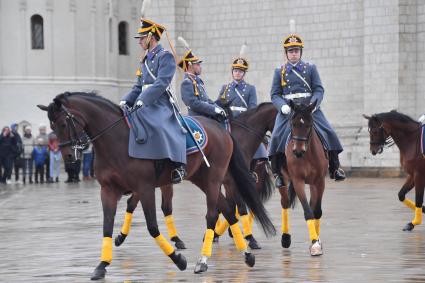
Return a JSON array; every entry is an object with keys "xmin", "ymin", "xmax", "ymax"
[
  {"xmin": 289, "ymin": 19, "xmax": 296, "ymax": 34},
  {"xmin": 141, "ymin": 0, "xmax": 151, "ymax": 18},
  {"xmin": 178, "ymin": 36, "xmax": 190, "ymax": 50},
  {"xmin": 239, "ymin": 43, "xmax": 247, "ymax": 57}
]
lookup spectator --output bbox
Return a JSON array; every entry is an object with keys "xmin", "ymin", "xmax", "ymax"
[
  {"xmin": 32, "ymin": 138, "xmax": 48, "ymax": 184},
  {"xmin": 36, "ymin": 124, "xmax": 50, "ymax": 182},
  {"xmin": 82, "ymin": 144, "xmax": 93, "ymax": 181},
  {"xmin": 22, "ymin": 126, "xmax": 34, "ymax": 184},
  {"xmin": 0, "ymin": 126, "xmax": 17, "ymax": 184},
  {"xmin": 10, "ymin": 123, "xmax": 24, "ymax": 184},
  {"xmin": 48, "ymin": 132, "xmax": 61, "ymax": 183}
]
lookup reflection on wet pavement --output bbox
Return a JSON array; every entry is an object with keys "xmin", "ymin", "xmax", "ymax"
[{"xmin": 1, "ymin": 178, "xmax": 425, "ymax": 282}]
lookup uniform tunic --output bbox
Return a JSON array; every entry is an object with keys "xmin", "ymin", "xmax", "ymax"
[
  {"xmin": 122, "ymin": 44, "xmax": 186, "ymax": 164},
  {"xmin": 268, "ymin": 60, "xmax": 343, "ymax": 156}
]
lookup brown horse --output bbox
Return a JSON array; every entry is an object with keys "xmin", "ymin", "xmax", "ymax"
[
  {"xmin": 284, "ymin": 100, "xmax": 328, "ymax": 256},
  {"xmin": 38, "ymin": 92, "xmax": 275, "ymax": 279},
  {"xmin": 364, "ymin": 111, "xmax": 425, "ymax": 231},
  {"xmin": 115, "ymin": 103, "xmax": 277, "ymax": 250}
]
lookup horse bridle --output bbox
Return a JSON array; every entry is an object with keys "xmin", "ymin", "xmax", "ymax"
[
  {"xmin": 368, "ymin": 122, "xmax": 394, "ymax": 150},
  {"xmin": 291, "ymin": 123, "xmax": 313, "ymax": 150}
]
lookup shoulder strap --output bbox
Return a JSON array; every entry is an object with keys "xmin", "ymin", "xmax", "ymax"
[
  {"xmin": 188, "ymin": 76, "xmax": 199, "ymax": 96},
  {"xmin": 234, "ymin": 87, "xmax": 248, "ymax": 108},
  {"xmin": 292, "ymin": 68, "xmax": 312, "ymax": 92},
  {"xmin": 280, "ymin": 65, "xmax": 287, "ymax": 87},
  {"xmin": 220, "ymin": 84, "xmax": 230, "ymax": 100}
]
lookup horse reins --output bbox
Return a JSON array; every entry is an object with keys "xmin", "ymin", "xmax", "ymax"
[{"xmin": 230, "ymin": 119, "xmax": 268, "ymax": 144}]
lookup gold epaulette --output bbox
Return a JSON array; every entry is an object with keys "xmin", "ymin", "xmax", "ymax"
[
  {"xmin": 136, "ymin": 68, "xmax": 142, "ymax": 77},
  {"xmin": 220, "ymin": 84, "xmax": 230, "ymax": 100},
  {"xmin": 281, "ymin": 65, "xmax": 287, "ymax": 87},
  {"xmin": 189, "ymin": 77, "xmax": 199, "ymax": 96}
]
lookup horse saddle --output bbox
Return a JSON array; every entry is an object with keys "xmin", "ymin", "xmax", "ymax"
[{"xmin": 179, "ymin": 116, "xmax": 208, "ymax": 155}]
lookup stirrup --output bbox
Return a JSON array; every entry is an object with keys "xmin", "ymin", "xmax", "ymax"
[
  {"xmin": 332, "ymin": 168, "xmax": 346, "ymax": 181},
  {"xmin": 274, "ymin": 175, "xmax": 285, "ymax": 188},
  {"xmin": 172, "ymin": 167, "xmax": 186, "ymax": 184}
]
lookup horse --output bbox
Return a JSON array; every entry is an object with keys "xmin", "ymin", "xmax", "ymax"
[
  {"xmin": 283, "ymin": 100, "xmax": 328, "ymax": 256},
  {"xmin": 364, "ymin": 111, "xmax": 425, "ymax": 231},
  {"xmin": 114, "ymin": 103, "xmax": 277, "ymax": 251},
  {"xmin": 37, "ymin": 92, "xmax": 275, "ymax": 279}
]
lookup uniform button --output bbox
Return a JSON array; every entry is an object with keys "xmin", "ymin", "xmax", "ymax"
[{"xmin": 288, "ymin": 86, "xmax": 291, "ymax": 88}]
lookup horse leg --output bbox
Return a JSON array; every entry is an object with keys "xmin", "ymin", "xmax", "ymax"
[
  {"xmin": 309, "ymin": 179, "xmax": 325, "ymax": 254},
  {"xmin": 160, "ymin": 184, "xmax": 186, "ymax": 249},
  {"xmin": 217, "ymin": 192, "xmax": 256, "ymax": 268},
  {"xmin": 398, "ymin": 174, "xmax": 416, "ymax": 211},
  {"xmin": 91, "ymin": 187, "xmax": 119, "ymax": 280},
  {"xmin": 293, "ymin": 180, "xmax": 322, "ymax": 256},
  {"xmin": 403, "ymin": 174, "xmax": 425, "ymax": 232},
  {"xmin": 115, "ymin": 194, "xmax": 139, "ymax": 247},
  {"xmin": 140, "ymin": 186, "xmax": 187, "ymax": 270},
  {"xmin": 214, "ymin": 196, "xmax": 233, "ymax": 239},
  {"xmin": 237, "ymin": 198, "xmax": 261, "ymax": 250},
  {"xmin": 279, "ymin": 185, "xmax": 291, "ymax": 248}
]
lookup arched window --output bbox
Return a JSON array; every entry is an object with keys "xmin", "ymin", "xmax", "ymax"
[
  {"xmin": 31, "ymin": 14, "xmax": 44, "ymax": 49},
  {"xmin": 118, "ymin": 21, "xmax": 128, "ymax": 55}
]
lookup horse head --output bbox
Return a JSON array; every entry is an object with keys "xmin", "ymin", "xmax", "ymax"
[
  {"xmin": 363, "ymin": 114, "xmax": 392, "ymax": 155},
  {"xmin": 38, "ymin": 93, "xmax": 90, "ymax": 163},
  {"xmin": 288, "ymin": 99, "xmax": 316, "ymax": 158}
]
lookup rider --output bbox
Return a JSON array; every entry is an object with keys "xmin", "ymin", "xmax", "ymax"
[
  {"xmin": 269, "ymin": 34, "xmax": 346, "ymax": 188},
  {"xmin": 120, "ymin": 18, "xmax": 187, "ymax": 184},
  {"xmin": 179, "ymin": 46, "xmax": 227, "ymax": 122},
  {"xmin": 217, "ymin": 47, "xmax": 268, "ymax": 173}
]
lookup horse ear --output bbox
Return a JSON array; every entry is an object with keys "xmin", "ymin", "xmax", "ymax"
[
  {"xmin": 362, "ymin": 114, "xmax": 371, "ymax": 120},
  {"xmin": 37, "ymin": 105, "xmax": 48, "ymax": 111}
]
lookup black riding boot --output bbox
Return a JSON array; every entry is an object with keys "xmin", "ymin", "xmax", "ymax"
[
  {"xmin": 328, "ymin": 150, "xmax": 346, "ymax": 181},
  {"xmin": 171, "ymin": 163, "xmax": 187, "ymax": 184},
  {"xmin": 270, "ymin": 153, "xmax": 286, "ymax": 188}
]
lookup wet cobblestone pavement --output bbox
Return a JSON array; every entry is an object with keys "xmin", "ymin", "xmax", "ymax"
[{"xmin": 1, "ymin": 177, "xmax": 425, "ymax": 282}]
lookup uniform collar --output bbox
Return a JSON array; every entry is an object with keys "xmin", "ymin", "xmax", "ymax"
[
  {"xmin": 232, "ymin": 79, "xmax": 245, "ymax": 88},
  {"xmin": 185, "ymin": 72, "xmax": 203, "ymax": 84},
  {"xmin": 146, "ymin": 44, "xmax": 163, "ymax": 61},
  {"xmin": 286, "ymin": 60, "xmax": 304, "ymax": 73}
]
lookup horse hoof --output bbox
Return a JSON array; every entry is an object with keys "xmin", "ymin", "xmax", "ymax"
[
  {"xmin": 403, "ymin": 222, "xmax": 415, "ymax": 231},
  {"xmin": 170, "ymin": 252, "xmax": 187, "ymax": 271},
  {"xmin": 244, "ymin": 252, "xmax": 255, "ymax": 267},
  {"xmin": 213, "ymin": 232, "xmax": 220, "ymax": 243},
  {"xmin": 114, "ymin": 233, "xmax": 127, "ymax": 247},
  {"xmin": 171, "ymin": 236, "xmax": 187, "ymax": 250},
  {"xmin": 247, "ymin": 236, "xmax": 261, "ymax": 249},
  {"xmin": 281, "ymin": 233, "xmax": 291, "ymax": 248},
  {"xmin": 310, "ymin": 240, "xmax": 323, "ymax": 256},
  {"xmin": 90, "ymin": 262, "xmax": 108, "ymax": 280},
  {"xmin": 194, "ymin": 262, "xmax": 208, "ymax": 274}
]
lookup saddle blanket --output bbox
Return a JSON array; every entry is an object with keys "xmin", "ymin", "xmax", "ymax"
[
  {"xmin": 421, "ymin": 125, "xmax": 425, "ymax": 157},
  {"xmin": 180, "ymin": 116, "xmax": 208, "ymax": 155}
]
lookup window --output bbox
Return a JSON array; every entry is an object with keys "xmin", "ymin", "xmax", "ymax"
[
  {"xmin": 31, "ymin": 15, "xmax": 44, "ymax": 49},
  {"xmin": 118, "ymin": 21, "xmax": 128, "ymax": 55}
]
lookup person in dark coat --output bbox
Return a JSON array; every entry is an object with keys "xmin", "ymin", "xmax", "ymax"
[
  {"xmin": 0, "ymin": 126, "xmax": 17, "ymax": 184},
  {"xmin": 268, "ymin": 34, "xmax": 346, "ymax": 188},
  {"xmin": 10, "ymin": 123, "xmax": 23, "ymax": 183}
]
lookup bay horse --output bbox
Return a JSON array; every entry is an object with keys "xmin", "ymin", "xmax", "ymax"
[
  {"xmin": 364, "ymin": 111, "xmax": 425, "ymax": 231},
  {"xmin": 285, "ymin": 100, "xmax": 328, "ymax": 256},
  {"xmin": 114, "ymin": 103, "xmax": 277, "ymax": 251},
  {"xmin": 38, "ymin": 92, "xmax": 275, "ymax": 279}
]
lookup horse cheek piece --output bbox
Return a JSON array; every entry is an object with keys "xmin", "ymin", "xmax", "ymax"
[
  {"xmin": 38, "ymin": 93, "xmax": 275, "ymax": 279},
  {"xmin": 364, "ymin": 113, "xmax": 425, "ymax": 232},
  {"xmin": 286, "ymin": 100, "xmax": 327, "ymax": 256}
]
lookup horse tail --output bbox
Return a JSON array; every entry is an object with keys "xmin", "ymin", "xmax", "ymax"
[
  {"xmin": 288, "ymin": 181, "xmax": 297, "ymax": 209},
  {"xmin": 257, "ymin": 161, "xmax": 275, "ymax": 203},
  {"xmin": 228, "ymin": 135, "xmax": 276, "ymax": 237}
]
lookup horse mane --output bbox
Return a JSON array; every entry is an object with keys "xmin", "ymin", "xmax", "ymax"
[
  {"xmin": 234, "ymin": 102, "xmax": 273, "ymax": 122},
  {"xmin": 374, "ymin": 110, "xmax": 419, "ymax": 125},
  {"xmin": 56, "ymin": 91, "xmax": 121, "ymax": 112}
]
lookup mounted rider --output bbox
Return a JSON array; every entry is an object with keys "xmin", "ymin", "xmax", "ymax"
[
  {"xmin": 178, "ymin": 38, "xmax": 227, "ymax": 123},
  {"xmin": 120, "ymin": 18, "xmax": 187, "ymax": 184},
  {"xmin": 268, "ymin": 34, "xmax": 346, "ymax": 188},
  {"xmin": 217, "ymin": 44, "xmax": 268, "ymax": 174}
]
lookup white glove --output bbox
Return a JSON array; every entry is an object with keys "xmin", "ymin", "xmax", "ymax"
[
  {"xmin": 418, "ymin": 114, "xmax": 425, "ymax": 124},
  {"xmin": 281, "ymin": 104, "xmax": 291, "ymax": 115},
  {"xmin": 135, "ymin": 100, "xmax": 144, "ymax": 108},
  {"xmin": 119, "ymin": 100, "xmax": 127, "ymax": 107},
  {"xmin": 214, "ymin": 107, "xmax": 226, "ymax": 117}
]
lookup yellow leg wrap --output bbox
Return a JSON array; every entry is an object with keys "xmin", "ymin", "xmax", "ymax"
[
  {"xmin": 403, "ymin": 198, "xmax": 416, "ymax": 211},
  {"xmin": 201, "ymin": 229, "xmax": 215, "ymax": 257},
  {"xmin": 412, "ymin": 207, "xmax": 422, "ymax": 225},
  {"xmin": 240, "ymin": 215, "xmax": 252, "ymax": 237},
  {"xmin": 215, "ymin": 214, "xmax": 223, "ymax": 231},
  {"xmin": 120, "ymin": 212, "xmax": 133, "ymax": 235},
  {"xmin": 154, "ymin": 234, "xmax": 174, "ymax": 256},
  {"xmin": 215, "ymin": 218, "xmax": 230, "ymax": 236},
  {"xmin": 314, "ymin": 219, "xmax": 321, "ymax": 237},
  {"xmin": 164, "ymin": 215, "xmax": 178, "ymax": 239},
  {"xmin": 281, "ymin": 208, "xmax": 290, "ymax": 234},
  {"xmin": 100, "ymin": 237, "xmax": 113, "ymax": 263},
  {"xmin": 235, "ymin": 206, "xmax": 240, "ymax": 220},
  {"xmin": 230, "ymin": 223, "xmax": 247, "ymax": 251},
  {"xmin": 248, "ymin": 211, "xmax": 254, "ymax": 226},
  {"xmin": 306, "ymin": 220, "xmax": 318, "ymax": 241}
]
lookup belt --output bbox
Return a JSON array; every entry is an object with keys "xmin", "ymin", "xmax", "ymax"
[
  {"xmin": 142, "ymin": 84, "xmax": 153, "ymax": 92},
  {"xmin": 230, "ymin": 106, "xmax": 247, "ymax": 112},
  {"xmin": 284, "ymin": 92, "xmax": 311, "ymax": 100}
]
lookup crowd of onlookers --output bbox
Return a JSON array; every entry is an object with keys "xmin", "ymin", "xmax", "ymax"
[{"xmin": 0, "ymin": 123, "xmax": 94, "ymax": 185}]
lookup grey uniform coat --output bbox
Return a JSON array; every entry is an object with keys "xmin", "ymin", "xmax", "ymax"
[
  {"xmin": 268, "ymin": 60, "xmax": 343, "ymax": 157},
  {"xmin": 122, "ymin": 44, "xmax": 186, "ymax": 164},
  {"xmin": 218, "ymin": 80, "xmax": 267, "ymax": 159},
  {"xmin": 181, "ymin": 73, "xmax": 219, "ymax": 118}
]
